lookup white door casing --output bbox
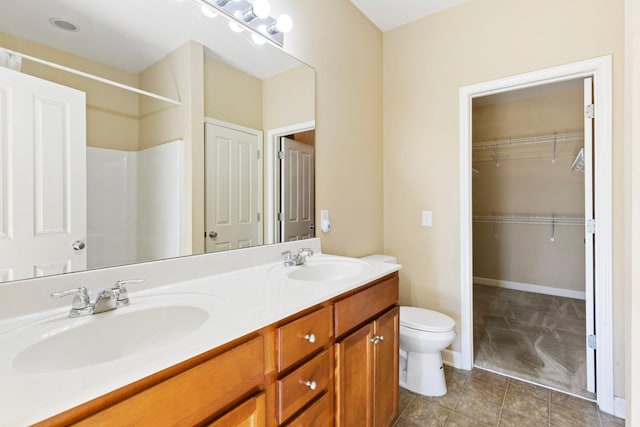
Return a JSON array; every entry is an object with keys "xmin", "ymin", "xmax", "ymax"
[
  {"xmin": 584, "ymin": 77, "xmax": 596, "ymax": 394},
  {"xmin": 280, "ymin": 137, "xmax": 315, "ymax": 241},
  {"xmin": 205, "ymin": 120, "xmax": 262, "ymax": 253},
  {"xmin": 0, "ymin": 67, "xmax": 86, "ymax": 282},
  {"xmin": 459, "ymin": 56, "xmax": 614, "ymax": 414}
]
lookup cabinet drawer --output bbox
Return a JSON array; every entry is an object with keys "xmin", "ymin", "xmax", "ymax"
[
  {"xmin": 334, "ymin": 274, "xmax": 398, "ymax": 338},
  {"xmin": 277, "ymin": 350, "xmax": 330, "ymax": 424},
  {"xmin": 207, "ymin": 393, "xmax": 265, "ymax": 427},
  {"xmin": 277, "ymin": 306, "xmax": 332, "ymax": 371},
  {"xmin": 284, "ymin": 393, "xmax": 331, "ymax": 427},
  {"xmin": 74, "ymin": 336, "xmax": 265, "ymax": 427}
]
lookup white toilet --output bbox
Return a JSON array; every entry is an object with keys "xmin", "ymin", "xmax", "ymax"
[
  {"xmin": 361, "ymin": 254, "xmax": 457, "ymax": 397},
  {"xmin": 399, "ymin": 306, "xmax": 456, "ymax": 396}
]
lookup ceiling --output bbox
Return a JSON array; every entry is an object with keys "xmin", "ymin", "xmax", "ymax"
[{"xmin": 350, "ymin": 0, "xmax": 469, "ymax": 32}]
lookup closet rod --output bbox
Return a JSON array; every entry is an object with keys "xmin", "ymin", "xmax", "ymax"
[
  {"xmin": 473, "ymin": 131, "xmax": 584, "ymax": 151},
  {"xmin": 1, "ymin": 47, "xmax": 182, "ymax": 106},
  {"xmin": 473, "ymin": 215, "xmax": 585, "ymax": 226}
]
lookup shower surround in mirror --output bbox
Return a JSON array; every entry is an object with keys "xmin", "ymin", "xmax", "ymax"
[
  {"xmin": 473, "ymin": 284, "xmax": 593, "ymax": 399},
  {"xmin": 86, "ymin": 143, "xmax": 183, "ymax": 270}
]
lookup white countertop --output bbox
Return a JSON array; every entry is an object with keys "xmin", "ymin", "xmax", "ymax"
[{"xmin": 0, "ymin": 248, "xmax": 400, "ymax": 426}]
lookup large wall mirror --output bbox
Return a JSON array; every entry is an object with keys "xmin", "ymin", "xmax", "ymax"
[{"xmin": 0, "ymin": 0, "xmax": 315, "ymax": 283}]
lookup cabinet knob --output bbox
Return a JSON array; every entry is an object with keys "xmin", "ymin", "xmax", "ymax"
[
  {"xmin": 370, "ymin": 335, "xmax": 385, "ymax": 345},
  {"xmin": 304, "ymin": 380, "xmax": 317, "ymax": 391},
  {"xmin": 304, "ymin": 333, "xmax": 316, "ymax": 344}
]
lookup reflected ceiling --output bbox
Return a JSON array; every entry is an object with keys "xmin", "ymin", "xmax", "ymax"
[{"xmin": 0, "ymin": 0, "xmax": 300, "ymax": 79}]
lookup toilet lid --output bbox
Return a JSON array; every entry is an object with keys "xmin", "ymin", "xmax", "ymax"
[{"xmin": 400, "ymin": 306, "xmax": 455, "ymax": 332}]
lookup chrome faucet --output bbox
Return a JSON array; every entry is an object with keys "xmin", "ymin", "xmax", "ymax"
[
  {"xmin": 51, "ymin": 279, "xmax": 145, "ymax": 317},
  {"xmin": 281, "ymin": 248, "xmax": 314, "ymax": 266}
]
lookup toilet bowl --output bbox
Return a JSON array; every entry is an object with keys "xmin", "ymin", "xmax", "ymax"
[
  {"xmin": 360, "ymin": 255, "xmax": 456, "ymax": 396},
  {"xmin": 399, "ymin": 306, "xmax": 456, "ymax": 397}
]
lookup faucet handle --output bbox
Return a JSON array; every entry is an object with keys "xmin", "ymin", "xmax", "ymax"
[
  {"xmin": 114, "ymin": 279, "xmax": 145, "ymax": 305},
  {"xmin": 51, "ymin": 287, "xmax": 91, "ymax": 310},
  {"xmin": 298, "ymin": 248, "xmax": 314, "ymax": 256}
]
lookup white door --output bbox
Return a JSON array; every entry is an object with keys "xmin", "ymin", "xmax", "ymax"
[
  {"xmin": 584, "ymin": 77, "xmax": 596, "ymax": 394},
  {"xmin": 205, "ymin": 122, "xmax": 261, "ymax": 252},
  {"xmin": 280, "ymin": 137, "xmax": 314, "ymax": 241},
  {"xmin": 0, "ymin": 67, "xmax": 86, "ymax": 282}
]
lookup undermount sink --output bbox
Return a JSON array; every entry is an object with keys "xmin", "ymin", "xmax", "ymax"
[
  {"xmin": 286, "ymin": 259, "xmax": 367, "ymax": 282},
  {"xmin": 7, "ymin": 293, "xmax": 225, "ymax": 373}
]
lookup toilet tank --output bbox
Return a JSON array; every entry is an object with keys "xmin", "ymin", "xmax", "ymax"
[{"xmin": 360, "ymin": 254, "xmax": 397, "ymax": 264}]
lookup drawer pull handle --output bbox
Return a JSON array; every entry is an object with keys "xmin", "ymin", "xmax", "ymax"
[
  {"xmin": 370, "ymin": 335, "xmax": 385, "ymax": 345},
  {"xmin": 304, "ymin": 380, "xmax": 317, "ymax": 391},
  {"xmin": 304, "ymin": 333, "xmax": 316, "ymax": 344}
]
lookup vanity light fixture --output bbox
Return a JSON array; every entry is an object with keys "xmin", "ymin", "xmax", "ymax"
[
  {"xmin": 198, "ymin": 0, "xmax": 292, "ymax": 46},
  {"xmin": 200, "ymin": 4, "xmax": 218, "ymax": 17}
]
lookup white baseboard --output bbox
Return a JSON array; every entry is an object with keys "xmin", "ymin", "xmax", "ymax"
[
  {"xmin": 473, "ymin": 276, "xmax": 586, "ymax": 300},
  {"xmin": 613, "ymin": 396, "xmax": 626, "ymax": 419},
  {"xmin": 442, "ymin": 349, "xmax": 467, "ymax": 371}
]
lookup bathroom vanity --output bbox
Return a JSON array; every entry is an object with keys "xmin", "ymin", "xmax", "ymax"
[{"xmin": 0, "ymin": 240, "xmax": 400, "ymax": 426}]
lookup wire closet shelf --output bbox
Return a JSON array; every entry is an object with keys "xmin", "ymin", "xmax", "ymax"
[
  {"xmin": 472, "ymin": 131, "xmax": 584, "ymax": 164},
  {"xmin": 472, "ymin": 215, "xmax": 585, "ymax": 226}
]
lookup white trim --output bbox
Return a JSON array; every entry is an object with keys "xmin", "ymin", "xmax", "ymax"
[
  {"xmin": 459, "ymin": 56, "xmax": 614, "ymax": 413},
  {"xmin": 613, "ymin": 396, "xmax": 626, "ymax": 419},
  {"xmin": 203, "ymin": 117, "xmax": 264, "ymax": 246},
  {"xmin": 473, "ymin": 277, "xmax": 586, "ymax": 300},
  {"xmin": 265, "ymin": 121, "xmax": 316, "ymax": 244}
]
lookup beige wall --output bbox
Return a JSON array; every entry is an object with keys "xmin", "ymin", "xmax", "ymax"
[
  {"xmin": 625, "ymin": 0, "xmax": 640, "ymax": 422},
  {"xmin": 270, "ymin": 0, "xmax": 383, "ymax": 257},
  {"xmin": 383, "ymin": 0, "xmax": 625, "ymax": 396},
  {"xmin": 263, "ymin": 65, "xmax": 315, "ymax": 130},
  {"xmin": 472, "ymin": 90, "xmax": 585, "ymax": 291},
  {"xmin": 204, "ymin": 56, "xmax": 263, "ymax": 130},
  {"xmin": 0, "ymin": 31, "xmax": 139, "ymax": 151}
]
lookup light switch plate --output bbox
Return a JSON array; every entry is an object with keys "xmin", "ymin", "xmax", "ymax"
[{"xmin": 421, "ymin": 211, "xmax": 432, "ymax": 227}]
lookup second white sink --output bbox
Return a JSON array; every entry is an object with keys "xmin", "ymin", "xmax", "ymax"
[{"xmin": 287, "ymin": 259, "xmax": 366, "ymax": 282}]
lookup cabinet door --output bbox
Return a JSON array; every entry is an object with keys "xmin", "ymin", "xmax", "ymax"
[
  {"xmin": 335, "ymin": 323, "xmax": 373, "ymax": 427},
  {"xmin": 373, "ymin": 307, "xmax": 399, "ymax": 427},
  {"xmin": 208, "ymin": 393, "xmax": 265, "ymax": 427}
]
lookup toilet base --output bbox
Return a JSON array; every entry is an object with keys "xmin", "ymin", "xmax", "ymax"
[{"xmin": 400, "ymin": 351, "xmax": 447, "ymax": 396}]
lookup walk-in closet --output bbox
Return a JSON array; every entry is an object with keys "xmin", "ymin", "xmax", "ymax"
[{"xmin": 471, "ymin": 79, "xmax": 594, "ymax": 399}]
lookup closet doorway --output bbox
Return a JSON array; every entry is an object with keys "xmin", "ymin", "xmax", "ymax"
[
  {"xmin": 459, "ymin": 56, "xmax": 614, "ymax": 414},
  {"xmin": 470, "ymin": 78, "xmax": 593, "ymax": 399}
]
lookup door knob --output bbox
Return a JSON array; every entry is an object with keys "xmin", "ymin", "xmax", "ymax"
[
  {"xmin": 309, "ymin": 223, "xmax": 316, "ymax": 230},
  {"xmin": 208, "ymin": 231, "xmax": 218, "ymax": 238},
  {"xmin": 72, "ymin": 240, "xmax": 86, "ymax": 251}
]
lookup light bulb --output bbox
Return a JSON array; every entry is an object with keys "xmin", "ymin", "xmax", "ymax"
[
  {"xmin": 252, "ymin": 0, "xmax": 271, "ymax": 19},
  {"xmin": 275, "ymin": 14, "xmax": 293, "ymax": 33},
  {"xmin": 201, "ymin": 4, "xmax": 217, "ymax": 17},
  {"xmin": 229, "ymin": 21, "xmax": 244, "ymax": 32},
  {"xmin": 251, "ymin": 33, "xmax": 266, "ymax": 45}
]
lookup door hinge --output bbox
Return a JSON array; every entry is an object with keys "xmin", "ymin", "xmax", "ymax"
[
  {"xmin": 257, "ymin": 150, "xmax": 261, "ymax": 160},
  {"xmin": 278, "ymin": 151, "xmax": 284, "ymax": 160},
  {"xmin": 586, "ymin": 218, "xmax": 596, "ymax": 234},
  {"xmin": 585, "ymin": 104, "xmax": 595, "ymax": 119},
  {"xmin": 257, "ymin": 212, "xmax": 261, "ymax": 222},
  {"xmin": 278, "ymin": 212, "xmax": 284, "ymax": 222},
  {"xmin": 587, "ymin": 334, "xmax": 597, "ymax": 349}
]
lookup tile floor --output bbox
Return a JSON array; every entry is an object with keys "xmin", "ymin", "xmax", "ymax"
[{"xmin": 393, "ymin": 366, "xmax": 625, "ymax": 427}]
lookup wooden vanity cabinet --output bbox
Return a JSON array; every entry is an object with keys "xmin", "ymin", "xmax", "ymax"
[
  {"xmin": 36, "ymin": 272, "xmax": 399, "ymax": 427},
  {"xmin": 334, "ymin": 275, "xmax": 400, "ymax": 427}
]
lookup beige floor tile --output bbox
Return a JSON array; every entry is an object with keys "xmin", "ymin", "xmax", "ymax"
[
  {"xmin": 600, "ymin": 411, "xmax": 626, "ymax": 427},
  {"xmin": 447, "ymin": 411, "xmax": 494, "ymax": 427},
  {"xmin": 401, "ymin": 396, "xmax": 452, "ymax": 427},
  {"xmin": 502, "ymin": 383, "xmax": 549, "ymax": 424},
  {"xmin": 499, "ymin": 408, "xmax": 549, "ymax": 427},
  {"xmin": 454, "ymin": 393, "xmax": 502, "ymax": 426}
]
